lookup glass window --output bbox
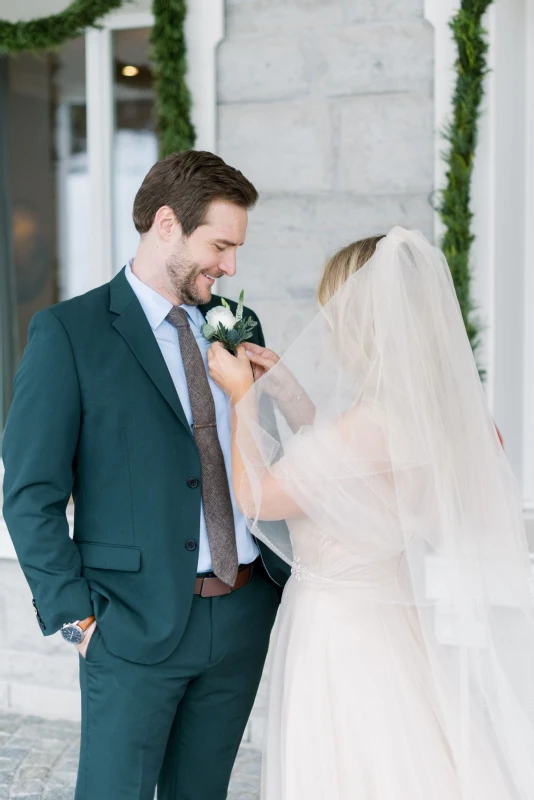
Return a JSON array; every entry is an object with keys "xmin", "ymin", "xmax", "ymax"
[
  {"xmin": 112, "ymin": 27, "xmax": 157, "ymax": 272},
  {"xmin": 0, "ymin": 38, "xmax": 87, "ymax": 428}
]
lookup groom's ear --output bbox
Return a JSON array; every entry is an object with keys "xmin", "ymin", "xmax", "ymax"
[{"xmin": 153, "ymin": 206, "xmax": 181, "ymax": 241}]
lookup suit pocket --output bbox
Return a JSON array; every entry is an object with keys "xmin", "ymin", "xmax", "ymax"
[
  {"xmin": 83, "ymin": 623, "xmax": 101, "ymax": 662},
  {"xmin": 77, "ymin": 541, "xmax": 142, "ymax": 572}
]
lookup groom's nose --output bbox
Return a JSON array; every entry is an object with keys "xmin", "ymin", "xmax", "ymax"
[{"xmin": 219, "ymin": 252, "xmax": 237, "ymax": 278}]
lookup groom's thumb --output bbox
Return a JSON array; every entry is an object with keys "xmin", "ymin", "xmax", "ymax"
[{"xmin": 236, "ymin": 345, "xmax": 248, "ymax": 361}]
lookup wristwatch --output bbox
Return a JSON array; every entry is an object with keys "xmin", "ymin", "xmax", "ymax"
[{"xmin": 61, "ymin": 615, "xmax": 95, "ymax": 645}]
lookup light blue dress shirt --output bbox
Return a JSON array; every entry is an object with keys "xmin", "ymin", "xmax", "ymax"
[{"xmin": 125, "ymin": 261, "xmax": 259, "ymax": 572}]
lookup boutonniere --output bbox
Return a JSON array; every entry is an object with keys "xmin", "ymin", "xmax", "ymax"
[{"xmin": 201, "ymin": 290, "xmax": 258, "ymax": 355}]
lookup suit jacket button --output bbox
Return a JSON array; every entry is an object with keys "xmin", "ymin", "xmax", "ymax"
[
  {"xmin": 187, "ymin": 478, "xmax": 199, "ymax": 489},
  {"xmin": 185, "ymin": 540, "xmax": 198, "ymax": 551}
]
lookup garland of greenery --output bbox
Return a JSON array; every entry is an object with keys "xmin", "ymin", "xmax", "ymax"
[
  {"xmin": 0, "ymin": 0, "xmax": 196, "ymax": 157},
  {"xmin": 151, "ymin": 0, "xmax": 195, "ymax": 157},
  {"xmin": 439, "ymin": 0, "xmax": 494, "ymax": 359},
  {"xmin": 0, "ymin": 0, "xmax": 128, "ymax": 52}
]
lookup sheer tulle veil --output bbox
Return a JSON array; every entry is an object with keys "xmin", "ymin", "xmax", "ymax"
[{"xmin": 235, "ymin": 227, "xmax": 534, "ymax": 796}]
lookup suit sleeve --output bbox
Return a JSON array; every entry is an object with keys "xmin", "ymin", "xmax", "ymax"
[{"xmin": 2, "ymin": 309, "xmax": 93, "ymax": 635}]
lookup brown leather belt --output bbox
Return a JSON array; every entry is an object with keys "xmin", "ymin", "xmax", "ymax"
[{"xmin": 194, "ymin": 562, "xmax": 254, "ymax": 598}]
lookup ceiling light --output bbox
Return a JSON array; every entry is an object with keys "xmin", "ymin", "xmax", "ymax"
[{"xmin": 122, "ymin": 65, "xmax": 139, "ymax": 78}]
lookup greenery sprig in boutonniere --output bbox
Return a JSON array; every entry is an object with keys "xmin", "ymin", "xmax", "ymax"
[{"xmin": 201, "ymin": 291, "xmax": 257, "ymax": 355}]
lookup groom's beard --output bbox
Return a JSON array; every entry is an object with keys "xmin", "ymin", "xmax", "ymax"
[{"xmin": 166, "ymin": 254, "xmax": 210, "ymax": 306}]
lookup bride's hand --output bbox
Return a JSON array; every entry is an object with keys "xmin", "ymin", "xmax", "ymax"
[
  {"xmin": 243, "ymin": 342, "xmax": 280, "ymax": 381},
  {"xmin": 207, "ymin": 342, "xmax": 254, "ymax": 402}
]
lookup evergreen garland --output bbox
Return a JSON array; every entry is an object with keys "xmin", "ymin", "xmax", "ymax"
[
  {"xmin": 0, "ymin": 0, "xmax": 127, "ymax": 52},
  {"xmin": 439, "ymin": 0, "xmax": 494, "ymax": 358},
  {"xmin": 151, "ymin": 0, "xmax": 195, "ymax": 157}
]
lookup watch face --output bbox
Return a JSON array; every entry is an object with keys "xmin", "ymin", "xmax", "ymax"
[{"xmin": 61, "ymin": 625, "xmax": 83, "ymax": 644}]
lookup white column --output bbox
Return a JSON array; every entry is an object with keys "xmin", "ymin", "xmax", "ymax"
[
  {"xmin": 428, "ymin": 0, "xmax": 533, "ymax": 518},
  {"xmin": 185, "ymin": 0, "xmax": 225, "ymax": 153},
  {"xmin": 86, "ymin": 27, "xmax": 114, "ymax": 288},
  {"xmin": 479, "ymin": 0, "xmax": 527, "ymax": 490}
]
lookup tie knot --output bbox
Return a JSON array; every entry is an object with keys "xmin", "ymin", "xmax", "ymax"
[{"xmin": 167, "ymin": 306, "xmax": 189, "ymax": 328}]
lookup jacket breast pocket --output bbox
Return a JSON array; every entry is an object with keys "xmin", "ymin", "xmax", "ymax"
[{"xmin": 77, "ymin": 541, "xmax": 142, "ymax": 572}]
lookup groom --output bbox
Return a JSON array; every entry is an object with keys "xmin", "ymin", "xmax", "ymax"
[{"xmin": 2, "ymin": 150, "xmax": 289, "ymax": 799}]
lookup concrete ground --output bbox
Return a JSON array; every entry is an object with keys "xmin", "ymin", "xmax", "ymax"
[{"xmin": 0, "ymin": 711, "xmax": 260, "ymax": 799}]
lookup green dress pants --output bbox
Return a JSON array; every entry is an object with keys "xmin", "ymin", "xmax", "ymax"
[{"xmin": 75, "ymin": 566, "xmax": 279, "ymax": 800}]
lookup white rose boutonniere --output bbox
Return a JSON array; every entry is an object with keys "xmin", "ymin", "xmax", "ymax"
[
  {"xmin": 205, "ymin": 305, "xmax": 237, "ymax": 331},
  {"xmin": 201, "ymin": 291, "xmax": 258, "ymax": 355}
]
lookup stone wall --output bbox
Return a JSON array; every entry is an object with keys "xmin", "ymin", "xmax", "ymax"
[{"xmin": 217, "ymin": 0, "xmax": 435, "ymax": 353}]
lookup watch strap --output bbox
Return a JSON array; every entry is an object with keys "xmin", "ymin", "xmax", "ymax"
[{"xmin": 74, "ymin": 616, "xmax": 95, "ymax": 632}]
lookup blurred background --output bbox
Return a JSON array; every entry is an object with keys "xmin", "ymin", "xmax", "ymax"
[{"xmin": 0, "ymin": 0, "xmax": 532, "ymax": 729}]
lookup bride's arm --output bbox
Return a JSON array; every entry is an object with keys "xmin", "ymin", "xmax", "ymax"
[
  {"xmin": 207, "ymin": 343, "xmax": 304, "ymax": 521},
  {"xmin": 229, "ymin": 397, "xmax": 304, "ymax": 522},
  {"xmin": 244, "ymin": 343, "xmax": 316, "ymax": 434}
]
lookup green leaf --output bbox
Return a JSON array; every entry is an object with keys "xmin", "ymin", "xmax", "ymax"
[
  {"xmin": 221, "ymin": 298, "xmax": 231, "ymax": 311},
  {"xmin": 201, "ymin": 323, "xmax": 215, "ymax": 340},
  {"xmin": 437, "ymin": 0, "xmax": 493, "ymax": 378},
  {"xmin": 236, "ymin": 289, "xmax": 245, "ymax": 322}
]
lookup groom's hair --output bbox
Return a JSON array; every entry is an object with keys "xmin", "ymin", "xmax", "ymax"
[{"xmin": 133, "ymin": 150, "xmax": 258, "ymax": 236}]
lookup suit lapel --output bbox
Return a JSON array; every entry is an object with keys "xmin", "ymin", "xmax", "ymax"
[{"xmin": 109, "ymin": 268, "xmax": 192, "ymax": 438}]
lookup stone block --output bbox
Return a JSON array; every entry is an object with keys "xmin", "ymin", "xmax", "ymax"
[
  {"xmin": 339, "ymin": 93, "xmax": 434, "ymax": 194},
  {"xmin": 225, "ymin": 0, "xmax": 423, "ymax": 36},
  {"xmin": 218, "ymin": 37, "xmax": 308, "ymax": 103},
  {"xmin": 219, "ymin": 23, "xmax": 433, "ymax": 104},
  {"xmin": 219, "ymin": 100, "xmax": 336, "ymax": 193},
  {"xmin": 311, "ymin": 23, "xmax": 432, "ymax": 98},
  {"xmin": 342, "ymin": 0, "xmax": 424, "ymax": 24},
  {"xmin": 226, "ymin": 0, "xmax": 344, "ymax": 36}
]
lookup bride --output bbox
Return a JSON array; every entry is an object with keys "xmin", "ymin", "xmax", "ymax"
[{"xmin": 207, "ymin": 228, "xmax": 534, "ymax": 799}]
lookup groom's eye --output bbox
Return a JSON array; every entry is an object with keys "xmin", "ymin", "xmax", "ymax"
[{"xmin": 214, "ymin": 244, "xmax": 225, "ymax": 252}]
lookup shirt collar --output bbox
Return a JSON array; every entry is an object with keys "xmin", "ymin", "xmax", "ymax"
[{"xmin": 125, "ymin": 260, "xmax": 205, "ymax": 331}]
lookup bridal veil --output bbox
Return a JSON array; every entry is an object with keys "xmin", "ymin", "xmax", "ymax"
[{"xmin": 235, "ymin": 227, "xmax": 534, "ymax": 797}]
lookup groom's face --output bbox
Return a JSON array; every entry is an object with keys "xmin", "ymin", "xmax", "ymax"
[{"xmin": 166, "ymin": 200, "xmax": 248, "ymax": 306}]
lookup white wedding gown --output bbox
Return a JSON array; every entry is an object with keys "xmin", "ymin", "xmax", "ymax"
[
  {"xmin": 234, "ymin": 228, "xmax": 534, "ymax": 799},
  {"xmin": 262, "ymin": 513, "xmax": 514, "ymax": 799}
]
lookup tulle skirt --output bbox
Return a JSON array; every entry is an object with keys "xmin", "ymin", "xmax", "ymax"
[{"xmin": 261, "ymin": 577, "xmax": 514, "ymax": 799}]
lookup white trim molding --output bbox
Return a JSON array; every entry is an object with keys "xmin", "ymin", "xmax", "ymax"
[
  {"xmin": 523, "ymin": 0, "xmax": 534, "ymax": 511},
  {"xmin": 185, "ymin": 0, "xmax": 225, "ymax": 154}
]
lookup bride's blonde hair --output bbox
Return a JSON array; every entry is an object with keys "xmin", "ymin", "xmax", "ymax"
[{"xmin": 317, "ymin": 235, "xmax": 385, "ymax": 306}]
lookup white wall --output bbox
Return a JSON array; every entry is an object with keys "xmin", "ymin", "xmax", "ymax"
[
  {"xmin": 217, "ymin": 0, "xmax": 435, "ymax": 355},
  {"xmin": 470, "ymin": 0, "xmax": 534, "ymax": 520}
]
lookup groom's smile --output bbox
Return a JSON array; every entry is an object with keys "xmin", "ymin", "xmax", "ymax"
[{"xmin": 171, "ymin": 199, "xmax": 248, "ymax": 305}]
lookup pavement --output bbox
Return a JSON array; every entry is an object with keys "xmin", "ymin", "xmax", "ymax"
[{"xmin": 0, "ymin": 711, "xmax": 260, "ymax": 799}]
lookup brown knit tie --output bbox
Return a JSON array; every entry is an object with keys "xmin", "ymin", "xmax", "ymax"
[{"xmin": 167, "ymin": 306, "xmax": 239, "ymax": 587}]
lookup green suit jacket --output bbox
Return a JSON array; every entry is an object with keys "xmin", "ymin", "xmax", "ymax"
[{"xmin": 2, "ymin": 268, "xmax": 290, "ymax": 665}]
